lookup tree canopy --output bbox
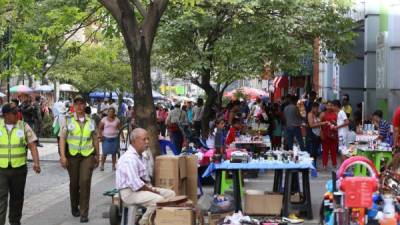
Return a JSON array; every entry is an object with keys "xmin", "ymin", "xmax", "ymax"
[
  {"xmin": 153, "ymin": 0, "xmax": 357, "ymax": 133},
  {"xmin": 0, "ymin": 0, "xmax": 358, "ymax": 152},
  {"xmin": 51, "ymin": 38, "xmax": 131, "ymax": 95},
  {"xmin": 155, "ymin": 0, "xmax": 356, "ymax": 87},
  {"xmin": 0, "ymin": 0, "xmax": 108, "ymax": 82}
]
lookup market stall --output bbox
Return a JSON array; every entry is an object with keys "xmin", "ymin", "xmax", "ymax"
[
  {"xmin": 203, "ymin": 150, "xmax": 316, "ymax": 219},
  {"xmin": 352, "ymin": 132, "xmax": 393, "ymax": 175},
  {"xmin": 321, "ymin": 155, "xmax": 400, "ymax": 225}
]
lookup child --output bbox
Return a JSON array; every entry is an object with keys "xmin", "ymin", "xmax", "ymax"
[
  {"xmin": 226, "ymin": 118, "xmax": 242, "ymax": 146},
  {"xmin": 213, "ymin": 118, "xmax": 226, "ymax": 162},
  {"xmin": 214, "ymin": 118, "xmax": 226, "ymax": 155}
]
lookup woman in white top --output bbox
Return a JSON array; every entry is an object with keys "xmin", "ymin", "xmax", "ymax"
[
  {"xmin": 307, "ymin": 102, "xmax": 328, "ymax": 168},
  {"xmin": 98, "ymin": 107, "xmax": 121, "ymax": 171},
  {"xmin": 332, "ymin": 100, "xmax": 350, "ymax": 160}
]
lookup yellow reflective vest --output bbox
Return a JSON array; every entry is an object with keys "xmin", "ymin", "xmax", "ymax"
[
  {"xmin": 0, "ymin": 119, "xmax": 27, "ymax": 168},
  {"xmin": 66, "ymin": 116, "xmax": 95, "ymax": 157}
]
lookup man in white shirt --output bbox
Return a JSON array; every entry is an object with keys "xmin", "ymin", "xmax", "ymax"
[
  {"xmin": 116, "ymin": 128, "xmax": 175, "ymax": 225},
  {"xmin": 192, "ymin": 98, "xmax": 204, "ymax": 137},
  {"xmin": 333, "ymin": 100, "xmax": 350, "ymax": 157},
  {"xmin": 100, "ymin": 99, "xmax": 109, "ymax": 116},
  {"xmin": 109, "ymin": 99, "xmax": 118, "ymax": 113},
  {"xmin": 166, "ymin": 102, "xmax": 189, "ymax": 151}
]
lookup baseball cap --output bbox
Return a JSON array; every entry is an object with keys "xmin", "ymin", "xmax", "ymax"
[
  {"xmin": 73, "ymin": 95, "xmax": 85, "ymax": 104},
  {"xmin": 2, "ymin": 103, "xmax": 18, "ymax": 114}
]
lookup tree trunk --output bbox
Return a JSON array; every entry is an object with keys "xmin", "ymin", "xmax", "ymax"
[
  {"xmin": 201, "ymin": 87, "xmax": 217, "ymax": 137},
  {"xmin": 216, "ymin": 90, "xmax": 224, "ymax": 112},
  {"xmin": 129, "ymin": 37, "xmax": 160, "ymax": 157},
  {"xmin": 99, "ymin": 0, "xmax": 168, "ymax": 158}
]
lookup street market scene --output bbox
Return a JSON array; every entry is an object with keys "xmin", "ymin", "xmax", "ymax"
[{"xmin": 1, "ymin": 0, "xmax": 400, "ymax": 225}]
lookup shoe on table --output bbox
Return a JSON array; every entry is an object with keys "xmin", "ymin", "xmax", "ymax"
[
  {"xmin": 80, "ymin": 217, "xmax": 89, "ymax": 223},
  {"xmin": 100, "ymin": 166, "xmax": 104, "ymax": 171},
  {"xmin": 282, "ymin": 214, "xmax": 304, "ymax": 224},
  {"xmin": 72, "ymin": 208, "xmax": 80, "ymax": 217}
]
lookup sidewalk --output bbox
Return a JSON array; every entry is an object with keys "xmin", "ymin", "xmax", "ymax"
[
  {"xmin": 30, "ymin": 142, "xmax": 112, "ymax": 162},
  {"xmin": 28, "ymin": 143, "xmax": 60, "ymax": 161}
]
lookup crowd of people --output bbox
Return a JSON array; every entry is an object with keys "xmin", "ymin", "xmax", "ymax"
[
  {"xmin": 1, "ymin": 91, "xmax": 400, "ymax": 225},
  {"xmin": 0, "ymin": 94, "xmax": 50, "ymax": 147},
  {"xmin": 2, "ymin": 91, "xmax": 396, "ymax": 173},
  {"xmin": 161, "ymin": 91, "xmax": 398, "ymax": 172}
]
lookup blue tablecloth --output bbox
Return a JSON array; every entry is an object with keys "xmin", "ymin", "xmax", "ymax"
[{"xmin": 202, "ymin": 160, "xmax": 317, "ymax": 178}]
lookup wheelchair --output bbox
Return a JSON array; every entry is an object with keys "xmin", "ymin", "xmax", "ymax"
[{"xmin": 105, "ymin": 189, "xmax": 143, "ymax": 225}]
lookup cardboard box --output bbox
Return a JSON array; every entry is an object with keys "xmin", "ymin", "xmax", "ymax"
[
  {"xmin": 154, "ymin": 207, "xmax": 194, "ymax": 225},
  {"xmin": 155, "ymin": 155, "xmax": 187, "ymax": 195},
  {"xmin": 184, "ymin": 155, "xmax": 198, "ymax": 204},
  {"xmin": 244, "ymin": 190, "xmax": 283, "ymax": 215},
  {"xmin": 208, "ymin": 211, "xmax": 233, "ymax": 225}
]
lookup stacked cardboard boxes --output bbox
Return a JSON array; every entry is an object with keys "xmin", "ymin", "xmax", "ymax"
[{"xmin": 155, "ymin": 155, "xmax": 198, "ymax": 204}]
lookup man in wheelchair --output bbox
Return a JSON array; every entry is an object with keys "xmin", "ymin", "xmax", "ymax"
[{"xmin": 116, "ymin": 128, "xmax": 175, "ymax": 225}]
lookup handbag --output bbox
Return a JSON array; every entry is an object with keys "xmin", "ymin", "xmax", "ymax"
[
  {"xmin": 52, "ymin": 119, "xmax": 60, "ymax": 136},
  {"xmin": 168, "ymin": 111, "xmax": 183, "ymax": 132},
  {"xmin": 327, "ymin": 129, "xmax": 338, "ymax": 141},
  {"xmin": 168, "ymin": 123, "xmax": 180, "ymax": 132}
]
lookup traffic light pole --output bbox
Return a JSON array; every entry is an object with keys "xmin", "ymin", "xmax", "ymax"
[{"xmin": 5, "ymin": 27, "xmax": 11, "ymax": 102}]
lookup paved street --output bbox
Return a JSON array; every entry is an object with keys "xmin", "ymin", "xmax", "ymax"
[
  {"xmin": 15, "ymin": 142, "xmax": 330, "ymax": 225},
  {"xmin": 21, "ymin": 143, "xmax": 114, "ymax": 225}
]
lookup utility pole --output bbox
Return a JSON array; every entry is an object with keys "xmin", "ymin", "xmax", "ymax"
[{"xmin": 5, "ymin": 27, "xmax": 11, "ymax": 102}]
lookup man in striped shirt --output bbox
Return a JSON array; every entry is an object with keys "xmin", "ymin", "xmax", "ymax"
[
  {"xmin": 372, "ymin": 110, "xmax": 390, "ymax": 142},
  {"xmin": 116, "ymin": 128, "xmax": 175, "ymax": 225}
]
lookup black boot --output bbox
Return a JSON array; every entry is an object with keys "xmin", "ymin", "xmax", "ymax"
[
  {"xmin": 71, "ymin": 208, "xmax": 80, "ymax": 217},
  {"xmin": 80, "ymin": 217, "xmax": 89, "ymax": 223}
]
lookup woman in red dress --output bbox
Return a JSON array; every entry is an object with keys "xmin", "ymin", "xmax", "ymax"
[{"xmin": 320, "ymin": 101, "xmax": 338, "ymax": 170}]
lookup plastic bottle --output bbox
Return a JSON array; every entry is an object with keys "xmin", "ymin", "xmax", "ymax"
[{"xmin": 380, "ymin": 195, "xmax": 397, "ymax": 225}]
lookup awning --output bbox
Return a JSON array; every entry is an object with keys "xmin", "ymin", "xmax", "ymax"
[
  {"xmin": 273, "ymin": 76, "xmax": 289, "ymax": 88},
  {"xmin": 290, "ymin": 76, "xmax": 306, "ymax": 88}
]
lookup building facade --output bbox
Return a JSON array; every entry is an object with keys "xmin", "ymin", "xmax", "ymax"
[{"xmin": 319, "ymin": 0, "xmax": 400, "ymax": 120}]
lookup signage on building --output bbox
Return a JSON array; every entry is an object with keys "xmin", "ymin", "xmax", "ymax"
[
  {"xmin": 262, "ymin": 79, "xmax": 269, "ymax": 89},
  {"xmin": 332, "ymin": 55, "xmax": 340, "ymax": 96},
  {"xmin": 376, "ymin": 32, "xmax": 388, "ymax": 93}
]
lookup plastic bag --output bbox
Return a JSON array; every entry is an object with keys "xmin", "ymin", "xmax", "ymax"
[{"xmin": 209, "ymin": 194, "xmax": 235, "ymax": 214}]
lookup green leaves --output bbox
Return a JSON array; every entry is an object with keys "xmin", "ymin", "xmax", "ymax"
[
  {"xmin": 0, "ymin": 0, "xmax": 104, "ymax": 81},
  {"xmin": 52, "ymin": 38, "xmax": 131, "ymax": 94},
  {"xmin": 154, "ymin": 0, "xmax": 357, "ymax": 92}
]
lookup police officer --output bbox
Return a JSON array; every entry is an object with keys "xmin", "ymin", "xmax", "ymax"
[
  {"xmin": 59, "ymin": 95, "xmax": 99, "ymax": 223},
  {"xmin": 0, "ymin": 103, "xmax": 41, "ymax": 225}
]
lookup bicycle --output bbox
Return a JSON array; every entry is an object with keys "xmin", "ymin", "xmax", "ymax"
[{"xmin": 117, "ymin": 117, "xmax": 135, "ymax": 156}]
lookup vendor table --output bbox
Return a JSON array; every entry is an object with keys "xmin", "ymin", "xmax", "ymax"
[
  {"xmin": 234, "ymin": 141, "xmax": 271, "ymax": 154},
  {"xmin": 356, "ymin": 134, "xmax": 379, "ymax": 142},
  {"xmin": 354, "ymin": 149, "xmax": 393, "ymax": 176},
  {"xmin": 203, "ymin": 160, "xmax": 316, "ymax": 219}
]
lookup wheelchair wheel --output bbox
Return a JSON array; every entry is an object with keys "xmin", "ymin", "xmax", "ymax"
[{"xmin": 109, "ymin": 205, "xmax": 121, "ymax": 225}]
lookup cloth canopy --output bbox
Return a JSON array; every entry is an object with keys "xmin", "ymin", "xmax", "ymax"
[{"xmin": 224, "ymin": 87, "xmax": 268, "ymax": 100}]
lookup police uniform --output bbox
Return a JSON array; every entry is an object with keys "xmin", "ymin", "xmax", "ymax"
[
  {"xmin": 0, "ymin": 119, "xmax": 37, "ymax": 225},
  {"xmin": 60, "ymin": 113, "xmax": 97, "ymax": 219}
]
